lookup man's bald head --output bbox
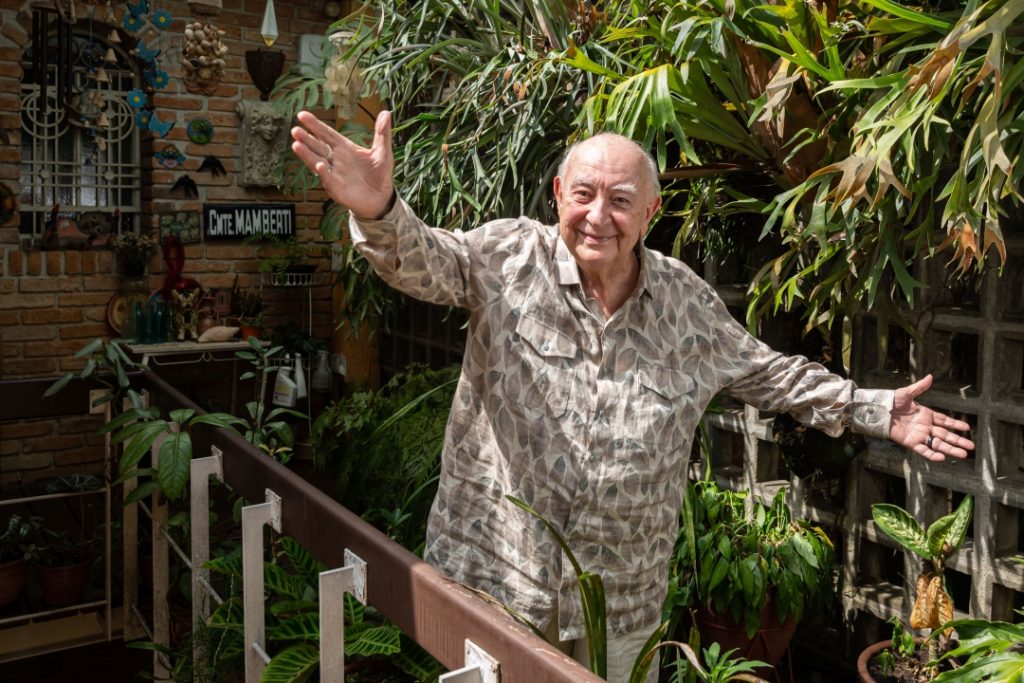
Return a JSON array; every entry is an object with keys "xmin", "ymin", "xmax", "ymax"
[{"xmin": 557, "ymin": 133, "xmax": 661, "ymax": 201}]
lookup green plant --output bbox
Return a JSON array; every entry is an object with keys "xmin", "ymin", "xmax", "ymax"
[
  {"xmin": 931, "ymin": 614, "xmax": 1024, "ymax": 682},
  {"xmin": 112, "ymin": 231, "xmax": 159, "ymax": 272},
  {"xmin": 45, "ymin": 339, "xmax": 244, "ymax": 502},
  {"xmin": 311, "ymin": 364, "xmax": 458, "ymax": 549},
  {"xmin": 0, "ymin": 515, "xmax": 42, "ymax": 564},
  {"xmin": 506, "ymin": 494, "xmax": 770, "ymax": 683},
  {"xmin": 507, "ymin": 494, "xmax": 608, "ymax": 678},
  {"xmin": 871, "ymin": 495, "xmax": 973, "ymax": 641},
  {"xmin": 235, "ymin": 336, "xmax": 306, "ymax": 463},
  {"xmin": 669, "ymin": 478, "xmax": 835, "ymax": 639},
  {"xmin": 231, "ymin": 284, "xmax": 264, "ymax": 327},
  {"xmin": 247, "ymin": 234, "xmax": 325, "ymax": 276},
  {"xmin": 192, "ymin": 535, "xmax": 441, "ymax": 683},
  {"xmin": 35, "ymin": 528, "xmax": 96, "ymax": 568}
]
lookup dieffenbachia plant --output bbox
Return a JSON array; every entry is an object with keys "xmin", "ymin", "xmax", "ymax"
[{"xmin": 871, "ymin": 495, "xmax": 973, "ymax": 635}]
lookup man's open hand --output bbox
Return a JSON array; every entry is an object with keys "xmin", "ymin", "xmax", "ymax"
[
  {"xmin": 889, "ymin": 374, "xmax": 975, "ymax": 462},
  {"xmin": 290, "ymin": 110, "xmax": 395, "ymax": 221}
]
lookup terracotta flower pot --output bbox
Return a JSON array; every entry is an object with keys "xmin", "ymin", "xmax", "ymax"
[
  {"xmin": 0, "ymin": 558, "xmax": 28, "ymax": 607},
  {"xmin": 37, "ymin": 559, "xmax": 92, "ymax": 606},
  {"xmin": 696, "ymin": 598, "xmax": 797, "ymax": 670},
  {"xmin": 857, "ymin": 639, "xmax": 892, "ymax": 683}
]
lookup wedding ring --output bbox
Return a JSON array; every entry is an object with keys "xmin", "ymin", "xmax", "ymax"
[
  {"xmin": 325, "ymin": 146, "xmax": 333, "ymax": 164},
  {"xmin": 926, "ymin": 435, "xmax": 934, "ymax": 449}
]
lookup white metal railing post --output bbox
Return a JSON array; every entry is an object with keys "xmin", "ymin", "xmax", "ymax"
[
  {"xmin": 190, "ymin": 447, "xmax": 224, "ymax": 674},
  {"xmin": 151, "ymin": 427, "xmax": 172, "ymax": 681},
  {"xmin": 242, "ymin": 489, "xmax": 282, "ymax": 682},
  {"xmin": 438, "ymin": 640, "xmax": 501, "ymax": 683},
  {"xmin": 122, "ymin": 391, "xmax": 149, "ymax": 641},
  {"xmin": 319, "ymin": 550, "xmax": 367, "ymax": 681}
]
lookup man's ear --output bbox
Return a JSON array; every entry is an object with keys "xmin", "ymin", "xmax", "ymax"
[
  {"xmin": 644, "ymin": 196, "xmax": 662, "ymax": 224},
  {"xmin": 552, "ymin": 175, "xmax": 563, "ymax": 203}
]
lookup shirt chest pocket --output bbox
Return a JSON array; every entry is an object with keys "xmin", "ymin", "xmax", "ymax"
[
  {"xmin": 501, "ymin": 313, "xmax": 577, "ymax": 418},
  {"xmin": 629, "ymin": 364, "xmax": 696, "ymax": 446}
]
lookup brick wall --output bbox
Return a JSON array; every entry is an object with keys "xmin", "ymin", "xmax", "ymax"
[{"xmin": 0, "ymin": 0, "xmax": 343, "ymax": 487}]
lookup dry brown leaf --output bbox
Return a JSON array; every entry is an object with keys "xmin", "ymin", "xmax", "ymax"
[
  {"xmin": 910, "ymin": 572, "xmax": 942, "ymax": 629},
  {"xmin": 908, "ymin": 41, "xmax": 962, "ymax": 99}
]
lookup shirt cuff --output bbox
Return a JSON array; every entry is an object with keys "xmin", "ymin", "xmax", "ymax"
[{"xmin": 848, "ymin": 388, "xmax": 895, "ymax": 440}]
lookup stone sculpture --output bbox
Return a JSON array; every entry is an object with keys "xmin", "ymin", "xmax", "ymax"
[{"xmin": 236, "ymin": 100, "xmax": 289, "ymax": 187}]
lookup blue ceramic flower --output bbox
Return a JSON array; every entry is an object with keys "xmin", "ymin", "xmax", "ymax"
[
  {"xmin": 146, "ymin": 70, "xmax": 169, "ymax": 89},
  {"xmin": 135, "ymin": 110, "xmax": 152, "ymax": 128},
  {"xmin": 122, "ymin": 13, "xmax": 142, "ymax": 32},
  {"xmin": 152, "ymin": 10, "xmax": 172, "ymax": 28},
  {"xmin": 127, "ymin": 89, "xmax": 147, "ymax": 108}
]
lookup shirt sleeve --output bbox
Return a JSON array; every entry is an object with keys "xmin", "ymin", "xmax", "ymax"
[
  {"xmin": 703, "ymin": 286, "xmax": 894, "ymax": 440},
  {"xmin": 349, "ymin": 194, "xmax": 475, "ymax": 309}
]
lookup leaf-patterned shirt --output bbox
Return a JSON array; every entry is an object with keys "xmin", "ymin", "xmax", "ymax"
[{"xmin": 351, "ymin": 196, "xmax": 894, "ymax": 640}]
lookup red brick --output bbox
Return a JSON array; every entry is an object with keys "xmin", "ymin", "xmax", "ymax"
[
  {"xmin": 81, "ymin": 252, "xmax": 97, "ymax": 274},
  {"xmin": 58, "ymin": 322, "xmax": 110, "ymax": 340},
  {"xmin": 53, "ymin": 448, "xmax": 106, "ymax": 467},
  {"xmin": 0, "ymin": 421, "xmax": 53, "ymax": 439},
  {"xmin": 6, "ymin": 249, "xmax": 22, "ymax": 276},
  {"xmin": 27, "ymin": 251, "xmax": 42, "ymax": 275},
  {"xmin": 81, "ymin": 275, "xmax": 120, "ymax": 290},
  {"xmin": 3, "ymin": 324, "xmax": 57, "ymax": 341},
  {"xmin": 20, "ymin": 278, "xmax": 83, "ymax": 293},
  {"xmin": 24, "ymin": 434, "xmax": 84, "ymax": 453},
  {"xmin": 157, "ymin": 95, "xmax": 204, "ymax": 110},
  {"xmin": 0, "ymin": 453, "xmax": 53, "ymax": 470},
  {"xmin": 23, "ymin": 340, "xmax": 81, "ymax": 357},
  {"xmin": 64, "ymin": 250, "xmax": 81, "ymax": 274},
  {"xmin": 0, "ymin": 293, "xmax": 55, "ymax": 309},
  {"xmin": 58, "ymin": 292, "xmax": 112, "ymax": 306},
  {"xmin": 45, "ymin": 251, "xmax": 61, "ymax": 275},
  {"xmin": 0, "ymin": 310, "xmax": 18, "ymax": 325},
  {"xmin": 56, "ymin": 415, "xmax": 105, "ymax": 435},
  {"xmin": 3, "ymin": 358, "xmax": 57, "ymax": 376},
  {"xmin": 21, "ymin": 308, "xmax": 84, "ymax": 324}
]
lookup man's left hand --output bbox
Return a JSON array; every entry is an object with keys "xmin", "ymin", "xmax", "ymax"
[{"xmin": 889, "ymin": 374, "xmax": 975, "ymax": 462}]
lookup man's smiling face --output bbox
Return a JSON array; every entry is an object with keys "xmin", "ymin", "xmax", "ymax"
[{"xmin": 554, "ymin": 136, "xmax": 661, "ymax": 279}]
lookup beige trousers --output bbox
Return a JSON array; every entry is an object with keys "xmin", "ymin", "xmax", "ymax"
[{"xmin": 544, "ymin": 617, "xmax": 660, "ymax": 683}]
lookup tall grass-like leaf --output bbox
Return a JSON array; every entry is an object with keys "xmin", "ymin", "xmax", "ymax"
[
  {"xmin": 871, "ymin": 503, "xmax": 930, "ymax": 559},
  {"xmin": 506, "ymin": 495, "xmax": 607, "ymax": 677}
]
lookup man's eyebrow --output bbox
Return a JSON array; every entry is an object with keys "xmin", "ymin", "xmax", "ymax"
[{"xmin": 568, "ymin": 178, "xmax": 639, "ymax": 195}]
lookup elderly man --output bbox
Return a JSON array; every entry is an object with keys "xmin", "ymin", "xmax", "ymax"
[{"xmin": 291, "ymin": 110, "xmax": 974, "ymax": 681}]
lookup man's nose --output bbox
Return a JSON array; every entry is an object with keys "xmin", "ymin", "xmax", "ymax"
[{"xmin": 586, "ymin": 195, "xmax": 610, "ymax": 224}]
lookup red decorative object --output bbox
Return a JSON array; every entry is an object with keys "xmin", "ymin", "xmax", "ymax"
[{"xmin": 159, "ymin": 235, "xmax": 200, "ymax": 300}]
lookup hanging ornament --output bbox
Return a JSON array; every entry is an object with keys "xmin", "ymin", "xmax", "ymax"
[
  {"xmin": 186, "ymin": 118, "xmax": 214, "ymax": 144},
  {"xmin": 155, "ymin": 144, "xmax": 186, "ymax": 169},
  {"xmin": 97, "ymin": 111, "xmax": 110, "ymax": 128},
  {"xmin": 104, "ymin": 47, "xmax": 118, "ymax": 63},
  {"xmin": 95, "ymin": 67, "xmax": 110, "ymax": 83}
]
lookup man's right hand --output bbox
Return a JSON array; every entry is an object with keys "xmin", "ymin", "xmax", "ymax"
[{"xmin": 290, "ymin": 110, "xmax": 395, "ymax": 221}]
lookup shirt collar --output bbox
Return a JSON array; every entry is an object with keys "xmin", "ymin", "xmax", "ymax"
[{"xmin": 553, "ymin": 231, "xmax": 654, "ymax": 299}]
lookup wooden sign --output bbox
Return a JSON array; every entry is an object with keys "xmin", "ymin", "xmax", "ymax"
[{"xmin": 203, "ymin": 203, "xmax": 296, "ymax": 241}]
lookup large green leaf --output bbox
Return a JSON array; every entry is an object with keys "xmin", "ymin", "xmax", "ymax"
[
  {"xmin": 260, "ymin": 643, "xmax": 318, "ymax": 683},
  {"xmin": 157, "ymin": 430, "xmax": 193, "ymax": 501},
  {"xmin": 872, "ymin": 504, "xmax": 930, "ymax": 560},
  {"xmin": 267, "ymin": 612, "xmax": 320, "ymax": 642},
  {"xmin": 345, "ymin": 624, "xmax": 402, "ymax": 657}
]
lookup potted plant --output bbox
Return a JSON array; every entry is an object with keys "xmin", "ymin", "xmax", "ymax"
[
  {"xmin": 668, "ymin": 478, "xmax": 835, "ymax": 671},
  {"xmin": 35, "ymin": 528, "xmax": 98, "ymax": 606},
  {"xmin": 857, "ymin": 496, "xmax": 973, "ymax": 682},
  {"xmin": 231, "ymin": 286, "xmax": 264, "ymax": 340},
  {"xmin": 112, "ymin": 231, "xmax": 159, "ymax": 278},
  {"xmin": 0, "ymin": 514, "xmax": 41, "ymax": 608},
  {"xmin": 249, "ymin": 235, "xmax": 325, "ymax": 285}
]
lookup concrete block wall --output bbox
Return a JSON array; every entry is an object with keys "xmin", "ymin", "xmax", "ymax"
[
  {"xmin": 844, "ymin": 233, "xmax": 1024, "ymax": 628},
  {"xmin": 694, "ymin": 229, "xmax": 1024, "ymax": 633},
  {"xmin": 0, "ymin": 0, "xmax": 342, "ymax": 488}
]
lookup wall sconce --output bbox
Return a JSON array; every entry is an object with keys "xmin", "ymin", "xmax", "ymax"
[{"xmin": 245, "ymin": 0, "xmax": 284, "ymax": 101}]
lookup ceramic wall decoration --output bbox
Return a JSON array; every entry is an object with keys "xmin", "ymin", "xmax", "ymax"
[
  {"xmin": 159, "ymin": 211, "xmax": 201, "ymax": 243},
  {"xmin": 122, "ymin": 0, "xmax": 174, "ymax": 137},
  {"xmin": 236, "ymin": 100, "xmax": 288, "ymax": 187},
  {"xmin": 155, "ymin": 144, "xmax": 186, "ymax": 168},
  {"xmin": 182, "ymin": 21, "xmax": 228, "ymax": 95},
  {"xmin": 187, "ymin": 118, "xmax": 214, "ymax": 144}
]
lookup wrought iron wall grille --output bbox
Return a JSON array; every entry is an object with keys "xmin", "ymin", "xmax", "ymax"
[{"xmin": 19, "ymin": 25, "xmax": 141, "ymax": 249}]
